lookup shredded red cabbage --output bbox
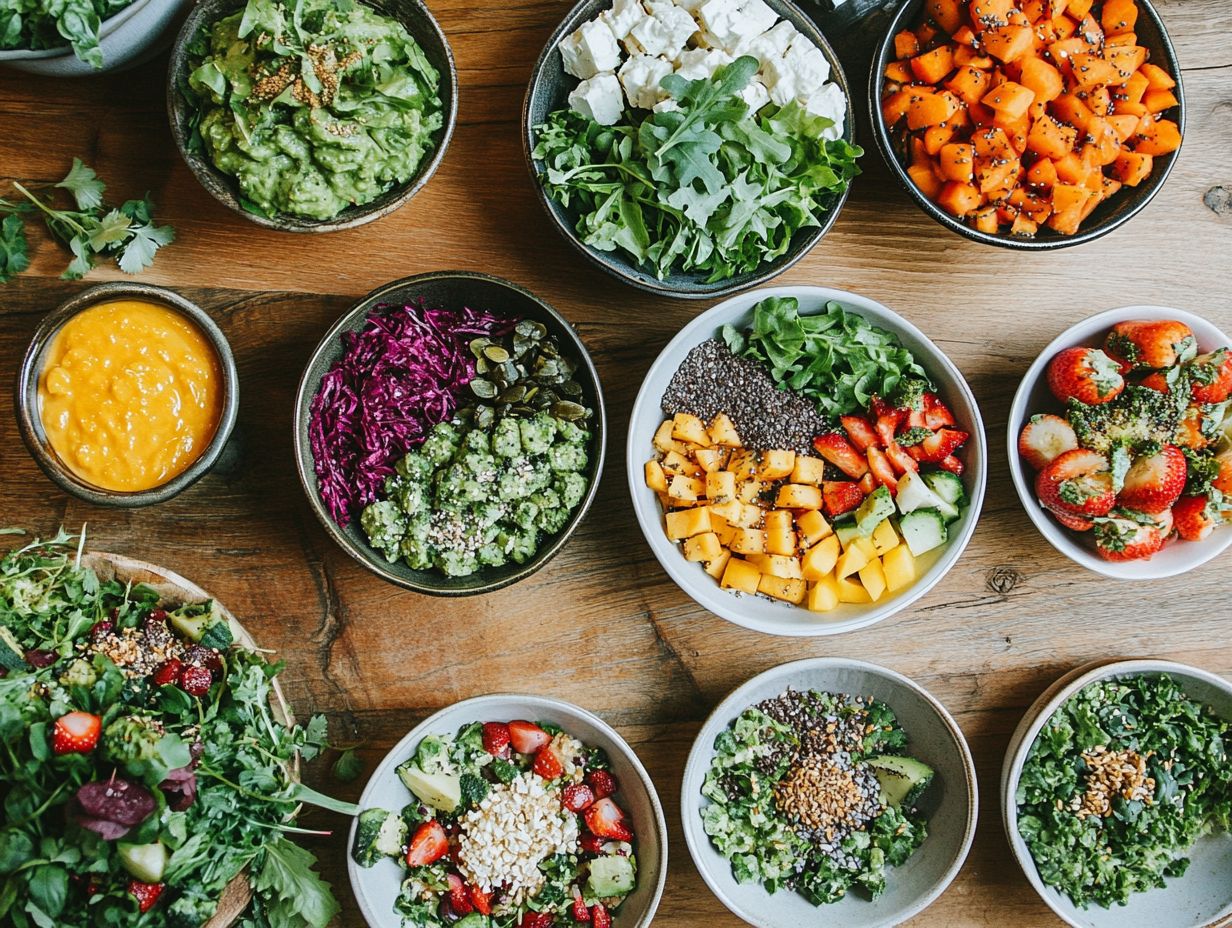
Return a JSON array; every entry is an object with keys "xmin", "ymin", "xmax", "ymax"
[{"xmin": 309, "ymin": 300, "xmax": 513, "ymax": 524}]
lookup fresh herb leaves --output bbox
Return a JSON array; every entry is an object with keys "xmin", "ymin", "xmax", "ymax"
[
  {"xmin": 0, "ymin": 0, "xmax": 136, "ymax": 68},
  {"xmin": 533, "ymin": 57, "xmax": 862, "ymax": 283}
]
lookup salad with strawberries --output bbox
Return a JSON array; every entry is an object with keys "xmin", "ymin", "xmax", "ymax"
[
  {"xmin": 1019, "ymin": 317, "xmax": 1232, "ymax": 561},
  {"xmin": 352, "ymin": 718, "xmax": 638, "ymax": 927}
]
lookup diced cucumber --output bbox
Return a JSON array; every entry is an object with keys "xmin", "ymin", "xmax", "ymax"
[
  {"xmin": 352, "ymin": 808, "xmax": 407, "ymax": 867},
  {"xmin": 587, "ymin": 854, "xmax": 636, "ymax": 897},
  {"xmin": 897, "ymin": 509, "xmax": 948, "ymax": 557},
  {"xmin": 855, "ymin": 486, "xmax": 896, "ymax": 537},
  {"xmin": 117, "ymin": 842, "xmax": 169, "ymax": 883},
  {"xmin": 867, "ymin": 755, "xmax": 935, "ymax": 808},
  {"xmin": 922, "ymin": 471, "xmax": 967, "ymax": 510},
  {"xmin": 833, "ymin": 520, "xmax": 860, "ymax": 549}
]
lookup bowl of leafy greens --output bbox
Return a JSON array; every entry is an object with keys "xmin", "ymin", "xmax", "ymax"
[
  {"xmin": 1004, "ymin": 659, "xmax": 1232, "ymax": 928},
  {"xmin": 523, "ymin": 0, "xmax": 862, "ymax": 299}
]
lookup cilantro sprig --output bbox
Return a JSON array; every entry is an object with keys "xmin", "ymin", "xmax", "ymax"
[{"xmin": 0, "ymin": 159, "xmax": 175, "ymax": 283}]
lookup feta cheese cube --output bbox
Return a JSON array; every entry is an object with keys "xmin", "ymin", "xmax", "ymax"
[
  {"xmin": 761, "ymin": 53, "xmax": 797, "ymax": 102},
  {"xmin": 619, "ymin": 54, "xmax": 674, "ymax": 108},
  {"xmin": 736, "ymin": 19, "xmax": 797, "ymax": 61},
  {"xmin": 696, "ymin": 0, "xmax": 743, "ymax": 47},
  {"xmin": 674, "ymin": 47, "xmax": 732, "ymax": 80},
  {"xmin": 601, "ymin": 0, "xmax": 647, "ymax": 40},
  {"xmin": 804, "ymin": 82, "xmax": 846, "ymax": 139},
  {"xmin": 735, "ymin": 0, "xmax": 778, "ymax": 40},
  {"xmin": 568, "ymin": 72, "xmax": 627, "ymax": 125},
  {"xmin": 559, "ymin": 20, "xmax": 623, "ymax": 80},
  {"xmin": 783, "ymin": 34, "xmax": 831, "ymax": 93},
  {"xmin": 672, "ymin": 0, "xmax": 706, "ymax": 11},
  {"xmin": 653, "ymin": 98, "xmax": 681, "ymax": 112},
  {"xmin": 631, "ymin": 2, "xmax": 698, "ymax": 58},
  {"xmin": 738, "ymin": 79, "xmax": 770, "ymax": 113}
]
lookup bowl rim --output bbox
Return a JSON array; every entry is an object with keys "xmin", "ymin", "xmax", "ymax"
[
  {"xmin": 681, "ymin": 656, "xmax": 979, "ymax": 928},
  {"xmin": 624, "ymin": 284, "xmax": 987, "ymax": 636},
  {"xmin": 520, "ymin": 0, "xmax": 857, "ymax": 300},
  {"xmin": 0, "ymin": 0, "xmax": 158, "ymax": 61},
  {"xmin": 164, "ymin": 0, "xmax": 459, "ymax": 233},
  {"xmin": 1000, "ymin": 657, "xmax": 1232, "ymax": 928},
  {"xmin": 866, "ymin": 0, "xmax": 1186, "ymax": 251},
  {"xmin": 346, "ymin": 691, "xmax": 669, "ymax": 928},
  {"xmin": 291, "ymin": 270, "xmax": 608, "ymax": 596},
  {"xmin": 1005, "ymin": 304, "xmax": 1232, "ymax": 580},
  {"xmin": 14, "ymin": 281, "xmax": 240, "ymax": 508}
]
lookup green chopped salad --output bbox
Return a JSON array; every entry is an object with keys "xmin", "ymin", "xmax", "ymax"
[
  {"xmin": 0, "ymin": 0, "xmax": 135, "ymax": 68},
  {"xmin": 1016, "ymin": 673, "xmax": 1232, "ymax": 909}
]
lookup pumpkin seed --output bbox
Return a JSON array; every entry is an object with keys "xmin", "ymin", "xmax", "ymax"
[
  {"xmin": 470, "ymin": 378, "xmax": 497, "ymax": 399},
  {"xmin": 551, "ymin": 401, "xmax": 589, "ymax": 420},
  {"xmin": 483, "ymin": 345, "xmax": 511, "ymax": 363}
]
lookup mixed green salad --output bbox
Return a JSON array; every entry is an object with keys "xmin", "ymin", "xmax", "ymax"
[
  {"xmin": 0, "ymin": 532, "xmax": 356, "ymax": 928},
  {"xmin": 353, "ymin": 718, "xmax": 637, "ymax": 927},
  {"xmin": 0, "ymin": 0, "xmax": 134, "ymax": 67},
  {"xmin": 1016, "ymin": 673, "xmax": 1232, "ymax": 909},
  {"xmin": 701, "ymin": 688, "xmax": 933, "ymax": 903}
]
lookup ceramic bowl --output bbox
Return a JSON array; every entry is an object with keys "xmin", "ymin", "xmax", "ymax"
[
  {"xmin": 1006, "ymin": 305, "xmax": 1232, "ymax": 579},
  {"xmin": 348, "ymin": 693, "xmax": 668, "ymax": 928},
  {"xmin": 626, "ymin": 285, "xmax": 986, "ymax": 636},
  {"xmin": 0, "ymin": 0, "xmax": 192, "ymax": 76},
  {"xmin": 682, "ymin": 657, "xmax": 978, "ymax": 928},
  {"xmin": 868, "ymin": 0, "xmax": 1184, "ymax": 249},
  {"xmin": 523, "ymin": 0, "xmax": 857, "ymax": 300},
  {"xmin": 1002, "ymin": 658, "xmax": 1232, "ymax": 928},
  {"xmin": 14, "ymin": 282, "xmax": 239, "ymax": 508},
  {"xmin": 166, "ymin": 0, "xmax": 457, "ymax": 233},
  {"xmin": 293, "ymin": 271, "xmax": 607, "ymax": 596}
]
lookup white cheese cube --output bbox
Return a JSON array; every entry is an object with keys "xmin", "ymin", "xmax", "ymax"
[
  {"xmin": 568, "ymin": 72, "xmax": 626, "ymax": 125},
  {"xmin": 736, "ymin": 19, "xmax": 797, "ymax": 61},
  {"xmin": 631, "ymin": 2, "xmax": 699, "ymax": 58},
  {"xmin": 804, "ymin": 82, "xmax": 846, "ymax": 139},
  {"xmin": 602, "ymin": 0, "xmax": 648, "ymax": 40},
  {"xmin": 761, "ymin": 53, "xmax": 797, "ymax": 100},
  {"xmin": 735, "ymin": 0, "xmax": 778, "ymax": 40},
  {"xmin": 653, "ymin": 98, "xmax": 681, "ymax": 112},
  {"xmin": 619, "ymin": 54, "xmax": 674, "ymax": 108},
  {"xmin": 559, "ymin": 19, "xmax": 623, "ymax": 80},
  {"xmin": 674, "ymin": 47, "xmax": 732, "ymax": 80},
  {"xmin": 673, "ymin": 0, "xmax": 706, "ymax": 11},
  {"xmin": 696, "ymin": 0, "xmax": 743, "ymax": 47},
  {"xmin": 738, "ymin": 78, "xmax": 770, "ymax": 112},
  {"xmin": 783, "ymin": 34, "xmax": 831, "ymax": 93}
]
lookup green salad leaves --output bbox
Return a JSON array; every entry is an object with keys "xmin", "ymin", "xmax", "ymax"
[
  {"xmin": 533, "ymin": 56, "xmax": 861, "ymax": 283},
  {"xmin": 0, "ymin": 0, "xmax": 135, "ymax": 68}
]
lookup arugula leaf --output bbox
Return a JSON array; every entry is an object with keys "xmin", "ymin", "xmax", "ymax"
[
  {"xmin": 254, "ymin": 837, "xmax": 341, "ymax": 928},
  {"xmin": 54, "ymin": 159, "xmax": 106, "ymax": 211}
]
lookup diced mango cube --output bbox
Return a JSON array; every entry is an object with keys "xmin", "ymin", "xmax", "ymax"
[
  {"xmin": 851, "ymin": 537, "xmax": 878, "ymax": 561},
  {"xmin": 738, "ymin": 504, "xmax": 764, "ymax": 528},
  {"xmin": 703, "ymin": 549, "xmax": 732, "ymax": 579},
  {"xmin": 790, "ymin": 455, "xmax": 827, "ymax": 485},
  {"xmin": 764, "ymin": 510, "xmax": 793, "ymax": 533},
  {"xmin": 872, "ymin": 519, "xmax": 900, "ymax": 556},
  {"xmin": 684, "ymin": 532, "xmax": 723, "ymax": 562},
  {"xmin": 663, "ymin": 450, "xmax": 701, "ymax": 477},
  {"xmin": 708, "ymin": 500, "xmax": 743, "ymax": 523},
  {"xmin": 858, "ymin": 558, "xmax": 887, "ymax": 602},
  {"xmin": 757, "ymin": 574, "xmax": 807, "ymax": 604},
  {"xmin": 836, "ymin": 544, "xmax": 870, "ymax": 580},
  {"xmin": 708, "ymin": 413, "xmax": 742, "ymax": 447},
  {"xmin": 760, "ymin": 555, "xmax": 803, "ymax": 580},
  {"xmin": 665, "ymin": 507, "xmax": 712, "ymax": 540},
  {"xmin": 738, "ymin": 480, "xmax": 767, "ymax": 503},
  {"xmin": 667, "ymin": 475, "xmax": 704, "ymax": 501},
  {"xmin": 645, "ymin": 459, "xmax": 667, "ymax": 493},
  {"xmin": 801, "ymin": 535, "xmax": 841, "ymax": 581},
  {"xmin": 756, "ymin": 450, "xmax": 796, "ymax": 480},
  {"xmin": 673, "ymin": 412, "xmax": 711, "ymax": 446},
  {"xmin": 882, "ymin": 544, "xmax": 917, "ymax": 592},
  {"xmin": 766, "ymin": 524, "xmax": 797, "ymax": 557},
  {"xmin": 807, "ymin": 575, "xmax": 840, "ymax": 612},
  {"xmin": 836, "ymin": 574, "xmax": 872, "ymax": 604},
  {"xmin": 730, "ymin": 528, "xmax": 767, "ymax": 555},
  {"xmin": 775, "ymin": 484, "xmax": 823, "ymax": 510},
  {"xmin": 720, "ymin": 557, "xmax": 760, "ymax": 593},
  {"xmin": 712, "ymin": 515, "xmax": 736, "ymax": 547},
  {"xmin": 706, "ymin": 470, "xmax": 736, "ymax": 503},
  {"xmin": 695, "ymin": 448, "xmax": 728, "ymax": 472},
  {"xmin": 653, "ymin": 420, "xmax": 680, "ymax": 453},
  {"xmin": 796, "ymin": 510, "xmax": 832, "ymax": 547},
  {"xmin": 728, "ymin": 451, "xmax": 759, "ymax": 481}
]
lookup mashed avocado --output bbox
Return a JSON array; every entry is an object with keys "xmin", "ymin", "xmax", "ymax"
[{"xmin": 185, "ymin": 0, "xmax": 444, "ymax": 221}]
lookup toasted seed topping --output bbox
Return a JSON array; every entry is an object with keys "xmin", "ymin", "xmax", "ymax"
[{"xmin": 1072, "ymin": 746, "xmax": 1156, "ymax": 819}]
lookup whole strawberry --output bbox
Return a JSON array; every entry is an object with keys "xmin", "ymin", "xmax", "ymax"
[
  {"xmin": 1047, "ymin": 348, "xmax": 1124, "ymax": 405},
  {"xmin": 1036, "ymin": 450, "xmax": 1115, "ymax": 518},
  {"xmin": 52, "ymin": 712, "xmax": 101, "ymax": 755},
  {"xmin": 1118, "ymin": 444, "xmax": 1187, "ymax": 514},
  {"xmin": 1104, "ymin": 320, "xmax": 1196, "ymax": 371}
]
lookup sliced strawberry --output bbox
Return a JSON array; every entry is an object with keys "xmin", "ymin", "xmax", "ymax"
[
  {"xmin": 469, "ymin": 884, "xmax": 492, "ymax": 915},
  {"xmin": 822, "ymin": 481, "xmax": 864, "ymax": 516},
  {"xmin": 508, "ymin": 720, "xmax": 552, "ymax": 755},
  {"xmin": 584, "ymin": 797, "xmax": 633, "ymax": 841},
  {"xmin": 923, "ymin": 393, "xmax": 957, "ymax": 429},
  {"xmin": 1048, "ymin": 347, "xmax": 1125, "ymax": 405},
  {"xmin": 1050, "ymin": 509, "xmax": 1095, "ymax": 532},
  {"xmin": 1214, "ymin": 449, "xmax": 1232, "ymax": 495},
  {"xmin": 906, "ymin": 406, "xmax": 928, "ymax": 430},
  {"xmin": 938, "ymin": 455, "xmax": 964, "ymax": 475},
  {"xmin": 562, "ymin": 783, "xmax": 596, "ymax": 812},
  {"xmin": 840, "ymin": 416, "xmax": 879, "ymax": 451},
  {"xmin": 446, "ymin": 873, "xmax": 474, "ymax": 915},
  {"xmin": 866, "ymin": 446, "xmax": 898, "ymax": 494},
  {"xmin": 152, "ymin": 659, "xmax": 184, "ymax": 687},
  {"xmin": 591, "ymin": 902, "xmax": 613, "ymax": 928},
  {"xmin": 1036, "ymin": 449, "xmax": 1115, "ymax": 518},
  {"xmin": 885, "ymin": 442, "xmax": 918, "ymax": 476},
  {"xmin": 1189, "ymin": 349, "xmax": 1232, "ymax": 404},
  {"xmin": 533, "ymin": 745, "xmax": 565, "ymax": 780},
  {"xmin": 572, "ymin": 892, "xmax": 592, "ymax": 921},
  {"xmin": 1105, "ymin": 319, "xmax": 1196, "ymax": 371},
  {"xmin": 406, "ymin": 820, "xmax": 448, "ymax": 867},
  {"xmin": 522, "ymin": 914, "xmax": 555, "ymax": 928},
  {"xmin": 917, "ymin": 428, "xmax": 969, "ymax": 463},
  {"xmin": 812, "ymin": 433, "xmax": 870, "ymax": 479},
  {"xmin": 1018, "ymin": 414, "xmax": 1078, "ymax": 471},
  {"xmin": 482, "ymin": 722, "xmax": 512, "ymax": 759},
  {"xmin": 875, "ymin": 410, "xmax": 904, "ymax": 447},
  {"xmin": 52, "ymin": 711, "xmax": 101, "ymax": 755},
  {"xmin": 1094, "ymin": 516, "xmax": 1166, "ymax": 561},
  {"xmin": 585, "ymin": 769, "xmax": 617, "ymax": 799},
  {"xmin": 1173, "ymin": 495, "xmax": 1219, "ymax": 541},
  {"xmin": 1140, "ymin": 371, "xmax": 1172, "ymax": 393},
  {"xmin": 579, "ymin": 833, "xmax": 606, "ymax": 855},
  {"xmin": 1118, "ymin": 443, "xmax": 1187, "ymax": 514},
  {"xmin": 127, "ymin": 880, "xmax": 163, "ymax": 913},
  {"xmin": 178, "ymin": 665, "xmax": 213, "ymax": 697}
]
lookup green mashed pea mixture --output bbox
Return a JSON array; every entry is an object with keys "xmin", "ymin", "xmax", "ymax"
[{"xmin": 185, "ymin": 0, "xmax": 444, "ymax": 220}]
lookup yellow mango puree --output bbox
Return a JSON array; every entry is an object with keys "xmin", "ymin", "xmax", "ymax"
[{"xmin": 38, "ymin": 300, "xmax": 223, "ymax": 492}]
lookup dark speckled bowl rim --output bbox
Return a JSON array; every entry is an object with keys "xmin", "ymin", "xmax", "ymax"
[
  {"xmin": 165, "ymin": 0, "xmax": 458, "ymax": 234},
  {"xmin": 522, "ymin": 0, "xmax": 857, "ymax": 300},
  {"xmin": 15, "ymin": 282, "xmax": 240, "ymax": 508},
  {"xmin": 291, "ymin": 271, "xmax": 608, "ymax": 597},
  {"xmin": 868, "ymin": 0, "xmax": 1185, "ymax": 250}
]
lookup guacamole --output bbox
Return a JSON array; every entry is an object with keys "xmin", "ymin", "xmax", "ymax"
[{"xmin": 184, "ymin": 0, "xmax": 444, "ymax": 221}]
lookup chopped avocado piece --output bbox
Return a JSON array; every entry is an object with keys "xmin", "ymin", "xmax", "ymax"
[
  {"xmin": 1067, "ymin": 386, "xmax": 1186, "ymax": 454},
  {"xmin": 352, "ymin": 808, "xmax": 407, "ymax": 867},
  {"xmin": 118, "ymin": 842, "xmax": 169, "ymax": 883},
  {"xmin": 0, "ymin": 627, "xmax": 25, "ymax": 671},
  {"xmin": 867, "ymin": 755, "xmax": 935, "ymax": 808},
  {"xmin": 897, "ymin": 509, "xmax": 948, "ymax": 557},
  {"xmin": 855, "ymin": 486, "xmax": 896, "ymax": 537},
  {"xmin": 587, "ymin": 854, "xmax": 636, "ymax": 898},
  {"xmin": 833, "ymin": 520, "xmax": 859, "ymax": 549},
  {"xmin": 169, "ymin": 601, "xmax": 229, "ymax": 644},
  {"xmin": 396, "ymin": 762, "xmax": 461, "ymax": 813}
]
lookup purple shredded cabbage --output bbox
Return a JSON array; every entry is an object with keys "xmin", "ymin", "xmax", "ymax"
[
  {"xmin": 309, "ymin": 300, "xmax": 513, "ymax": 524},
  {"xmin": 73, "ymin": 777, "xmax": 155, "ymax": 840}
]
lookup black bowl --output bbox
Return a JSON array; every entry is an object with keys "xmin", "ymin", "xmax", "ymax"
[
  {"xmin": 292, "ymin": 272, "xmax": 607, "ymax": 596},
  {"xmin": 523, "ymin": 0, "xmax": 857, "ymax": 300},
  {"xmin": 868, "ymin": 0, "xmax": 1184, "ymax": 250}
]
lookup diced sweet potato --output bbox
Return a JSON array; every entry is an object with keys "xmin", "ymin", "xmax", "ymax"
[
  {"xmin": 924, "ymin": 123, "xmax": 957, "ymax": 155},
  {"xmin": 885, "ymin": 60, "xmax": 914, "ymax": 83},
  {"xmin": 907, "ymin": 91, "xmax": 962, "ymax": 129},
  {"xmin": 946, "ymin": 65, "xmax": 991, "ymax": 105},
  {"xmin": 1111, "ymin": 149, "xmax": 1153, "ymax": 185},
  {"xmin": 982, "ymin": 80, "xmax": 1035, "ymax": 118},
  {"xmin": 1139, "ymin": 62, "xmax": 1176, "ymax": 90},
  {"xmin": 939, "ymin": 142, "xmax": 976, "ymax": 182},
  {"xmin": 1083, "ymin": 115, "xmax": 1120, "ymax": 165},
  {"xmin": 912, "ymin": 45, "xmax": 957, "ymax": 84},
  {"xmin": 937, "ymin": 181, "xmax": 983, "ymax": 217},
  {"xmin": 1052, "ymin": 92, "xmax": 1093, "ymax": 130},
  {"xmin": 730, "ymin": 527, "xmax": 767, "ymax": 555},
  {"xmin": 1019, "ymin": 56, "xmax": 1064, "ymax": 102},
  {"xmin": 1026, "ymin": 115, "xmax": 1076, "ymax": 158},
  {"xmin": 983, "ymin": 24, "xmax": 1034, "ymax": 63},
  {"xmin": 1101, "ymin": 0, "xmax": 1137, "ymax": 35},
  {"xmin": 1069, "ymin": 53, "xmax": 1120, "ymax": 89},
  {"xmin": 1026, "ymin": 157, "xmax": 1058, "ymax": 187},
  {"xmin": 894, "ymin": 29, "xmax": 920, "ymax": 58},
  {"xmin": 971, "ymin": 205, "xmax": 999, "ymax": 232},
  {"xmin": 1133, "ymin": 118, "xmax": 1181, "ymax": 155},
  {"xmin": 927, "ymin": 0, "xmax": 966, "ymax": 34},
  {"xmin": 1143, "ymin": 89, "xmax": 1179, "ymax": 114},
  {"xmin": 908, "ymin": 163, "xmax": 945, "ymax": 199}
]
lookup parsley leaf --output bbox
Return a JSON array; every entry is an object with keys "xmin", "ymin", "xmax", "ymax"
[
  {"xmin": 0, "ymin": 214, "xmax": 29, "ymax": 283},
  {"xmin": 331, "ymin": 746, "xmax": 364, "ymax": 783},
  {"xmin": 54, "ymin": 159, "xmax": 106, "ymax": 211}
]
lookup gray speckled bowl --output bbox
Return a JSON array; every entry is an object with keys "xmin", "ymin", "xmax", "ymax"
[
  {"xmin": 166, "ymin": 0, "xmax": 457, "ymax": 233},
  {"xmin": 292, "ymin": 271, "xmax": 607, "ymax": 597},
  {"xmin": 14, "ymin": 282, "xmax": 239, "ymax": 508},
  {"xmin": 1002, "ymin": 659, "xmax": 1232, "ymax": 928},
  {"xmin": 682, "ymin": 658, "xmax": 978, "ymax": 928},
  {"xmin": 523, "ymin": 0, "xmax": 858, "ymax": 300}
]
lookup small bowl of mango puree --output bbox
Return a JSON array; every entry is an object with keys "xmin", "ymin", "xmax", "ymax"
[{"xmin": 17, "ymin": 283, "xmax": 238, "ymax": 506}]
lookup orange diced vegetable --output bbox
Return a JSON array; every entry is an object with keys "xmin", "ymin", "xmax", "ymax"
[
  {"xmin": 907, "ymin": 91, "xmax": 961, "ymax": 129},
  {"xmin": 953, "ymin": 25, "xmax": 977, "ymax": 46},
  {"xmin": 924, "ymin": 124, "xmax": 957, "ymax": 155},
  {"xmin": 983, "ymin": 80, "xmax": 1035, "ymax": 118},
  {"xmin": 946, "ymin": 65, "xmax": 991, "ymax": 105},
  {"xmin": 1083, "ymin": 115, "xmax": 1120, "ymax": 165},
  {"xmin": 1026, "ymin": 157, "xmax": 1058, "ymax": 187},
  {"xmin": 1139, "ymin": 63, "xmax": 1176, "ymax": 90},
  {"xmin": 1107, "ymin": 113, "xmax": 1140, "ymax": 140},
  {"xmin": 1052, "ymin": 92, "xmax": 1093, "ymax": 130},
  {"xmin": 972, "ymin": 205, "xmax": 1000, "ymax": 232},
  {"xmin": 1143, "ymin": 89, "xmax": 1179, "ymax": 113},
  {"xmin": 937, "ymin": 181, "xmax": 983, "ymax": 216},
  {"xmin": 983, "ymin": 24, "xmax": 1034, "ymax": 62},
  {"xmin": 954, "ymin": 46, "xmax": 994, "ymax": 68},
  {"xmin": 882, "ymin": 89, "xmax": 914, "ymax": 125},
  {"xmin": 927, "ymin": 0, "xmax": 966, "ymax": 34},
  {"xmin": 1111, "ymin": 149, "xmax": 1153, "ymax": 184},
  {"xmin": 1133, "ymin": 117, "xmax": 1181, "ymax": 155},
  {"xmin": 1101, "ymin": 0, "xmax": 1137, "ymax": 34},
  {"xmin": 939, "ymin": 142, "xmax": 976, "ymax": 182},
  {"xmin": 1019, "ymin": 56, "xmax": 1064, "ymax": 101},
  {"xmin": 1026, "ymin": 115, "xmax": 1076, "ymax": 158},
  {"xmin": 912, "ymin": 45, "xmax": 956, "ymax": 83},
  {"xmin": 908, "ymin": 163, "xmax": 945, "ymax": 199},
  {"xmin": 885, "ymin": 60, "xmax": 914, "ymax": 83},
  {"xmin": 894, "ymin": 29, "xmax": 921, "ymax": 58},
  {"xmin": 1069, "ymin": 53, "xmax": 1120, "ymax": 89}
]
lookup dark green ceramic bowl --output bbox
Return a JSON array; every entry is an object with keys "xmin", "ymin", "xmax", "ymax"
[
  {"xmin": 522, "ymin": 0, "xmax": 857, "ymax": 300},
  {"xmin": 292, "ymin": 272, "xmax": 607, "ymax": 596}
]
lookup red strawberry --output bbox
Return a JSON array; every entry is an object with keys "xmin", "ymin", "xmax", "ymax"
[
  {"xmin": 1105, "ymin": 320, "xmax": 1196, "ymax": 371},
  {"xmin": 917, "ymin": 428, "xmax": 969, "ymax": 463},
  {"xmin": 858, "ymin": 472, "xmax": 878, "ymax": 495},
  {"xmin": 522, "ymin": 914, "xmax": 555, "ymax": 928},
  {"xmin": 1018, "ymin": 414, "xmax": 1078, "ymax": 471},
  {"xmin": 52, "ymin": 712, "xmax": 101, "ymax": 755},
  {"xmin": 178, "ymin": 665, "xmax": 213, "ymax": 697},
  {"xmin": 562, "ymin": 783, "xmax": 596, "ymax": 812},
  {"xmin": 938, "ymin": 455, "xmax": 964, "ymax": 475},
  {"xmin": 813, "ymin": 433, "xmax": 870, "ymax": 479},
  {"xmin": 1173, "ymin": 495, "xmax": 1220, "ymax": 541},
  {"xmin": 182, "ymin": 644, "xmax": 223, "ymax": 675},
  {"xmin": 1047, "ymin": 347, "xmax": 1125, "ymax": 405},
  {"xmin": 579, "ymin": 833, "xmax": 606, "ymax": 855},
  {"xmin": 146, "ymin": 608, "xmax": 168, "ymax": 625},
  {"xmin": 533, "ymin": 745, "xmax": 565, "ymax": 780},
  {"xmin": 406, "ymin": 820, "xmax": 449, "ymax": 867},
  {"xmin": 906, "ymin": 405, "xmax": 928, "ymax": 431},
  {"xmin": 584, "ymin": 798, "xmax": 633, "ymax": 841},
  {"xmin": 866, "ymin": 446, "xmax": 897, "ymax": 494},
  {"xmin": 572, "ymin": 892, "xmax": 592, "ymax": 921},
  {"xmin": 1117, "ymin": 444, "xmax": 1187, "ymax": 513},
  {"xmin": 1051, "ymin": 510, "xmax": 1095, "ymax": 532},
  {"xmin": 1189, "ymin": 349, "xmax": 1232, "ymax": 404},
  {"xmin": 1093, "ymin": 516, "xmax": 1166, "ymax": 561},
  {"xmin": 469, "ymin": 884, "xmax": 492, "ymax": 915},
  {"xmin": 585, "ymin": 770, "xmax": 617, "ymax": 799},
  {"xmin": 127, "ymin": 880, "xmax": 163, "ymax": 913},
  {"xmin": 482, "ymin": 722, "xmax": 512, "ymax": 759},
  {"xmin": 1175, "ymin": 404, "xmax": 1214, "ymax": 450},
  {"xmin": 923, "ymin": 393, "xmax": 957, "ymax": 429},
  {"xmin": 508, "ymin": 720, "xmax": 552, "ymax": 755},
  {"xmin": 153, "ymin": 659, "xmax": 184, "ymax": 687},
  {"xmin": 1036, "ymin": 449, "xmax": 1115, "ymax": 518},
  {"xmin": 591, "ymin": 902, "xmax": 613, "ymax": 928},
  {"xmin": 840, "ymin": 416, "xmax": 878, "ymax": 451},
  {"xmin": 822, "ymin": 481, "xmax": 864, "ymax": 516},
  {"xmin": 1140, "ymin": 371, "xmax": 1172, "ymax": 393},
  {"xmin": 875, "ymin": 410, "xmax": 903, "ymax": 447},
  {"xmin": 1213, "ymin": 449, "xmax": 1232, "ymax": 494},
  {"xmin": 90, "ymin": 620, "xmax": 114, "ymax": 642},
  {"xmin": 446, "ymin": 873, "xmax": 474, "ymax": 915},
  {"xmin": 885, "ymin": 442, "xmax": 918, "ymax": 475}
]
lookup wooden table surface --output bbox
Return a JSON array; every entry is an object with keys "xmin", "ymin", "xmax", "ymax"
[{"xmin": 1, "ymin": 0, "xmax": 1230, "ymax": 925}]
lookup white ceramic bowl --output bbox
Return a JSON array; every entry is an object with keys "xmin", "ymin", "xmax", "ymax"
[
  {"xmin": 1006, "ymin": 305, "xmax": 1232, "ymax": 580},
  {"xmin": 681, "ymin": 658, "xmax": 978, "ymax": 928},
  {"xmin": 1002, "ymin": 659, "xmax": 1232, "ymax": 928},
  {"xmin": 347, "ymin": 694, "xmax": 667, "ymax": 928},
  {"xmin": 627, "ymin": 285, "xmax": 987, "ymax": 637}
]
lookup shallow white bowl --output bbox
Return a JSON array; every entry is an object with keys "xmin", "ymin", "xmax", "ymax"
[
  {"xmin": 347, "ymin": 693, "xmax": 667, "ymax": 928},
  {"xmin": 626, "ymin": 285, "xmax": 987, "ymax": 637},
  {"xmin": 681, "ymin": 658, "xmax": 978, "ymax": 928},
  {"xmin": 1006, "ymin": 305, "xmax": 1232, "ymax": 580},
  {"xmin": 1001, "ymin": 659, "xmax": 1232, "ymax": 928}
]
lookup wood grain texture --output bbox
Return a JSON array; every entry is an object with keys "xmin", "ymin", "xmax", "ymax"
[{"xmin": 0, "ymin": 0, "xmax": 1230, "ymax": 924}]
